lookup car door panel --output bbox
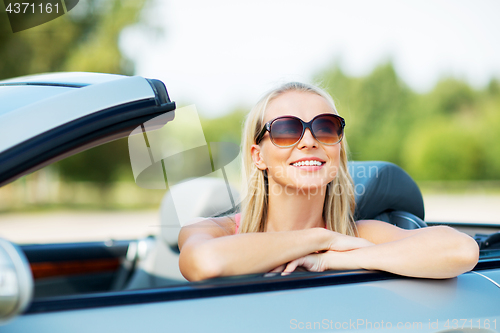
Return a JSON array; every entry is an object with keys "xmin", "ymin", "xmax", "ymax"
[
  {"xmin": 3, "ymin": 271, "xmax": 500, "ymax": 332},
  {"xmin": 21, "ymin": 241, "xmax": 130, "ymax": 298}
]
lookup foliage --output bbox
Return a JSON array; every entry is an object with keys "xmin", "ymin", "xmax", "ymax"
[
  {"xmin": 53, "ymin": 138, "xmax": 131, "ymax": 185},
  {"xmin": 0, "ymin": 0, "xmax": 152, "ymax": 78},
  {"xmin": 315, "ymin": 64, "xmax": 500, "ymax": 181},
  {"xmin": 319, "ymin": 63, "xmax": 416, "ymax": 164},
  {"xmin": 3, "ymin": 1, "xmax": 499, "ymax": 183},
  {"xmin": 402, "ymin": 119, "xmax": 483, "ymax": 180},
  {"xmin": 200, "ymin": 109, "xmax": 247, "ymax": 145}
]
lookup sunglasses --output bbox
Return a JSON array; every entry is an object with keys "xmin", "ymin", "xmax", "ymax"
[{"xmin": 255, "ymin": 113, "xmax": 345, "ymax": 148}]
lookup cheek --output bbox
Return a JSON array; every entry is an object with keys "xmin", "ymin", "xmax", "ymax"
[
  {"xmin": 328, "ymin": 146, "xmax": 342, "ymax": 177},
  {"xmin": 260, "ymin": 145, "xmax": 293, "ymax": 182},
  {"xmin": 329, "ymin": 145, "xmax": 341, "ymax": 162},
  {"xmin": 261, "ymin": 144, "xmax": 289, "ymax": 167}
]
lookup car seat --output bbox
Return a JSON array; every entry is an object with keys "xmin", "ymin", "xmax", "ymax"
[
  {"xmin": 122, "ymin": 161, "xmax": 426, "ymax": 290},
  {"xmin": 350, "ymin": 161, "xmax": 426, "ymax": 229},
  {"xmin": 122, "ymin": 177, "xmax": 239, "ymax": 290}
]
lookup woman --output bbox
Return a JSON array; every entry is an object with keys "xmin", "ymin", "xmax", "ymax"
[{"xmin": 178, "ymin": 82, "xmax": 479, "ymax": 282}]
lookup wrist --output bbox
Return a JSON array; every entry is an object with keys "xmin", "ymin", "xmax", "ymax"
[
  {"xmin": 314, "ymin": 227, "xmax": 332, "ymax": 251},
  {"xmin": 351, "ymin": 246, "xmax": 374, "ymax": 271},
  {"xmin": 320, "ymin": 250, "xmax": 366, "ymax": 271}
]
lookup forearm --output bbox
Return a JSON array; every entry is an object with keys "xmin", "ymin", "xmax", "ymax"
[
  {"xmin": 349, "ymin": 226, "xmax": 480, "ymax": 278},
  {"xmin": 179, "ymin": 228, "xmax": 330, "ymax": 281}
]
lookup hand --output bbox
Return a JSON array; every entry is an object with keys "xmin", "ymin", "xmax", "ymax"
[
  {"xmin": 268, "ymin": 264, "xmax": 286, "ymax": 273},
  {"xmin": 271, "ymin": 232, "xmax": 373, "ymax": 275},
  {"xmin": 268, "ymin": 264, "xmax": 310, "ymax": 273},
  {"xmin": 326, "ymin": 231, "xmax": 374, "ymax": 252},
  {"xmin": 282, "ymin": 253, "xmax": 323, "ymax": 274},
  {"xmin": 282, "ymin": 250, "xmax": 364, "ymax": 274}
]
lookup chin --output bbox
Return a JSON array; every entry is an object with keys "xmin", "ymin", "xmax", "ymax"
[{"xmin": 286, "ymin": 180, "xmax": 331, "ymax": 195}]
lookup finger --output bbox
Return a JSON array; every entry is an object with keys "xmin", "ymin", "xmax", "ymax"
[
  {"xmin": 283, "ymin": 259, "xmax": 301, "ymax": 274},
  {"xmin": 269, "ymin": 264, "xmax": 286, "ymax": 273}
]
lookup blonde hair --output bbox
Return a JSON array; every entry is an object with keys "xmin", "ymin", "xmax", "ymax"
[{"xmin": 238, "ymin": 82, "xmax": 357, "ymax": 236}]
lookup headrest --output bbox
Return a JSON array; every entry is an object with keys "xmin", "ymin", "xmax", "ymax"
[
  {"xmin": 160, "ymin": 177, "xmax": 240, "ymax": 249},
  {"xmin": 349, "ymin": 161, "xmax": 424, "ymax": 221}
]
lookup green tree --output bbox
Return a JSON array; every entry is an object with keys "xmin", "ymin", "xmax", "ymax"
[
  {"xmin": 403, "ymin": 77, "xmax": 489, "ymax": 180},
  {"xmin": 426, "ymin": 78, "xmax": 477, "ymax": 116},
  {"xmin": 476, "ymin": 80, "xmax": 500, "ymax": 179},
  {"xmin": 316, "ymin": 62, "xmax": 500, "ymax": 181},
  {"xmin": 0, "ymin": 0, "xmax": 153, "ymax": 78},
  {"xmin": 403, "ymin": 119, "xmax": 484, "ymax": 180},
  {"xmin": 318, "ymin": 63, "xmax": 416, "ymax": 164},
  {"xmin": 201, "ymin": 108, "xmax": 247, "ymax": 145},
  {"xmin": 54, "ymin": 138, "xmax": 131, "ymax": 184}
]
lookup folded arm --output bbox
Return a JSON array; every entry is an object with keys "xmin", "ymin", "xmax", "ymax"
[
  {"xmin": 178, "ymin": 217, "xmax": 371, "ymax": 281},
  {"xmin": 284, "ymin": 221, "xmax": 480, "ymax": 279}
]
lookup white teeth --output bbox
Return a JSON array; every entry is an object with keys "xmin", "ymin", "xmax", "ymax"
[{"xmin": 292, "ymin": 160, "xmax": 323, "ymax": 167}]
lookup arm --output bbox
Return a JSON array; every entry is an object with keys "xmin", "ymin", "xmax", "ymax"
[
  {"xmin": 354, "ymin": 221, "xmax": 479, "ymax": 278},
  {"xmin": 178, "ymin": 217, "xmax": 372, "ymax": 281},
  {"xmin": 284, "ymin": 221, "xmax": 480, "ymax": 279}
]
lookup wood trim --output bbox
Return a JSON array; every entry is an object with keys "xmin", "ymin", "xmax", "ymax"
[{"xmin": 30, "ymin": 258, "xmax": 120, "ymax": 279}]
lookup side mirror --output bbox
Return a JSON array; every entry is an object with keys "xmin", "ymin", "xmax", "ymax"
[{"xmin": 0, "ymin": 238, "xmax": 33, "ymax": 324}]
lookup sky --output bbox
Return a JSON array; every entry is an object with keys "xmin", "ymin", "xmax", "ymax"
[{"xmin": 121, "ymin": 0, "xmax": 500, "ymax": 118}]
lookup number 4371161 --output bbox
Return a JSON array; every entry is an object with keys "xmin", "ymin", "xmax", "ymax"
[
  {"xmin": 444, "ymin": 319, "xmax": 496, "ymax": 329},
  {"xmin": 5, "ymin": 2, "xmax": 59, "ymax": 14}
]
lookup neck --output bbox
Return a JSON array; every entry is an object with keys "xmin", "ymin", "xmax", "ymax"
[{"xmin": 265, "ymin": 179, "xmax": 327, "ymax": 232}]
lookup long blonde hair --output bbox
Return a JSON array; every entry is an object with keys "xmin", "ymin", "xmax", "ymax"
[{"xmin": 238, "ymin": 82, "xmax": 357, "ymax": 236}]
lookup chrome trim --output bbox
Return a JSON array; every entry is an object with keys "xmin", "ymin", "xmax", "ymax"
[{"xmin": 471, "ymin": 271, "xmax": 500, "ymax": 289}]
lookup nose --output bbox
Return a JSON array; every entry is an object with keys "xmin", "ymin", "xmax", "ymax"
[{"xmin": 297, "ymin": 128, "xmax": 318, "ymax": 149}]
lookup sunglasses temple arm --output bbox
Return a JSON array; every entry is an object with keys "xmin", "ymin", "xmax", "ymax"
[{"xmin": 255, "ymin": 125, "xmax": 268, "ymax": 144}]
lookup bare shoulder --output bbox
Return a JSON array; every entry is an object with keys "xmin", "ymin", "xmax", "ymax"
[
  {"xmin": 178, "ymin": 215, "xmax": 237, "ymax": 250},
  {"xmin": 356, "ymin": 219, "xmax": 423, "ymax": 244}
]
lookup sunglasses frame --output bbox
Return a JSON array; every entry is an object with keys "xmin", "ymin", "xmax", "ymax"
[{"xmin": 255, "ymin": 113, "xmax": 345, "ymax": 148}]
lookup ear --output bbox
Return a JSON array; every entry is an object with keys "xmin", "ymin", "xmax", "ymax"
[{"xmin": 250, "ymin": 144, "xmax": 267, "ymax": 170}]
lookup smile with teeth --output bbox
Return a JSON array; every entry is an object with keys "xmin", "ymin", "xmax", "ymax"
[{"xmin": 292, "ymin": 160, "xmax": 324, "ymax": 167}]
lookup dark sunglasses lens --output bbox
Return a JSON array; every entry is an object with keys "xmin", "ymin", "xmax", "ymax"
[
  {"xmin": 270, "ymin": 118, "xmax": 303, "ymax": 147},
  {"xmin": 312, "ymin": 115, "xmax": 343, "ymax": 144}
]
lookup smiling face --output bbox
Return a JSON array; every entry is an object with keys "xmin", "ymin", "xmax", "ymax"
[{"xmin": 251, "ymin": 90, "xmax": 342, "ymax": 193}]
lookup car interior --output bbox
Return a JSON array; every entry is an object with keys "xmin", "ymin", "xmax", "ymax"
[{"xmin": 20, "ymin": 159, "xmax": 439, "ymax": 298}]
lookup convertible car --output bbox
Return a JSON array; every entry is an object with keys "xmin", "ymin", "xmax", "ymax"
[{"xmin": 0, "ymin": 72, "xmax": 500, "ymax": 332}]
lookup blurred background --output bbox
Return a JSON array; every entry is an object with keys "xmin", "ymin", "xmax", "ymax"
[{"xmin": 1, "ymin": 0, "xmax": 499, "ymax": 243}]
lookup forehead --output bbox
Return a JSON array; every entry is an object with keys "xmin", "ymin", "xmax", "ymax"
[{"xmin": 264, "ymin": 90, "xmax": 334, "ymax": 123}]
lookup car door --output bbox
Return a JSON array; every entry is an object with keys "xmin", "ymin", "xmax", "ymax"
[{"xmin": 2, "ymin": 267, "xmax": 500, "ymax": 333}]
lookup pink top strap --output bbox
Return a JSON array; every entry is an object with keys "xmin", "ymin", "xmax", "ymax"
[{"xmin": 234, "ymin": 213, "xmax": 241, "ymax": 234}]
